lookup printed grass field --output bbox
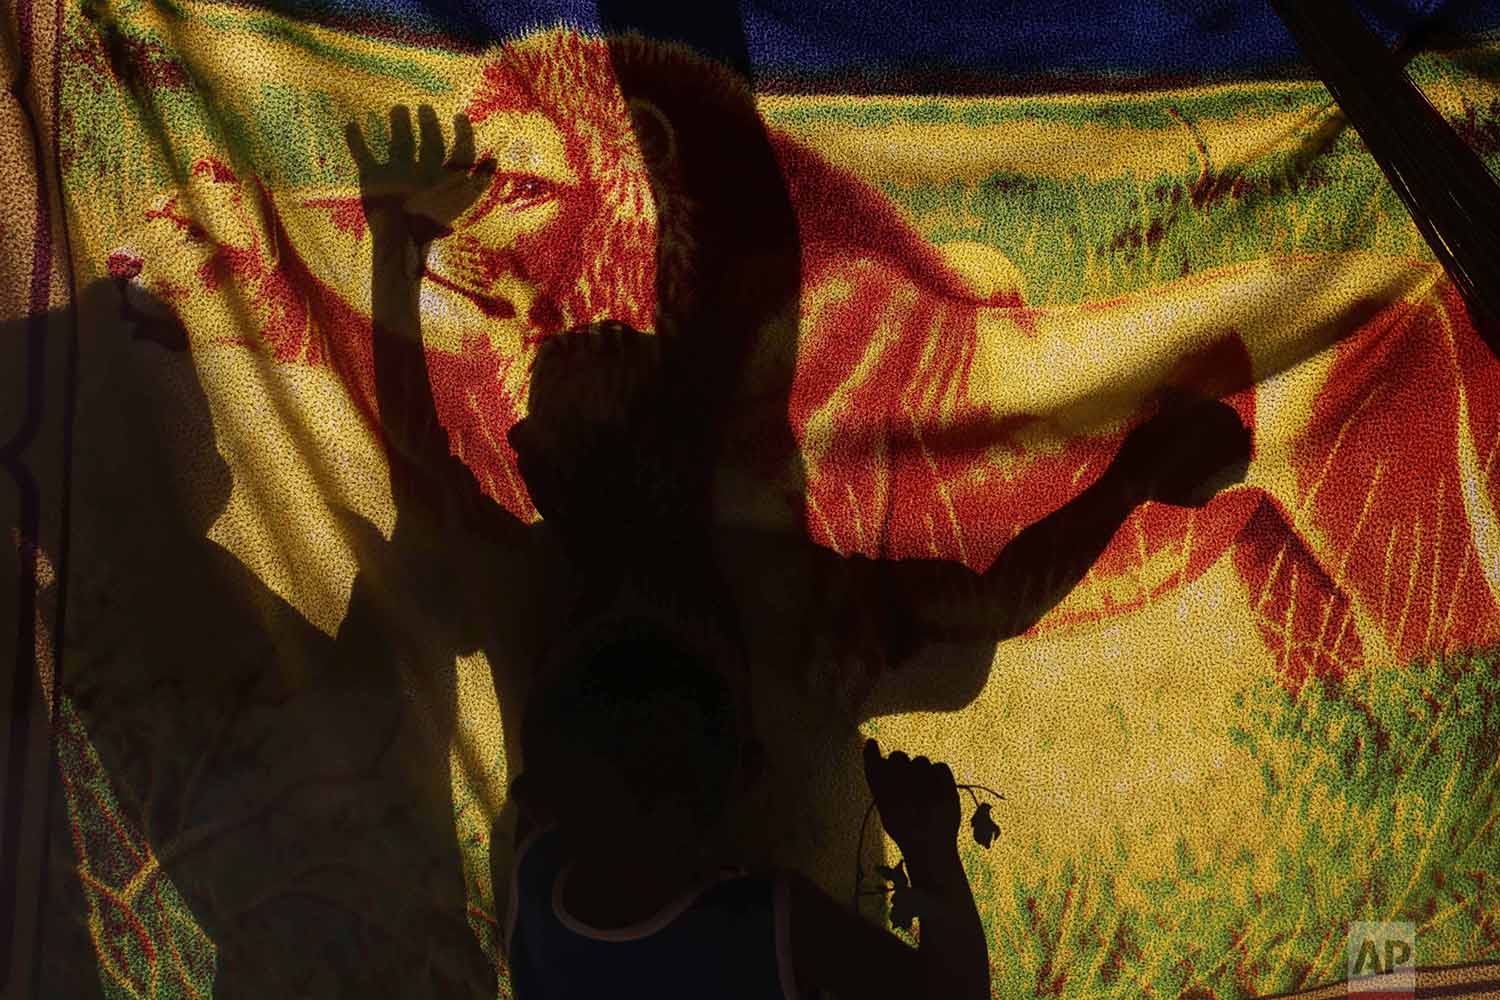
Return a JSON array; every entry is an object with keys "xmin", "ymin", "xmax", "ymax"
[
  {"xmin": 48, "ymin": 4, "xmax": 1500, "ymax": 997},
  {"xmin": 869, "ymin": 646, "xmax": 1500, "ymax": 1000}
]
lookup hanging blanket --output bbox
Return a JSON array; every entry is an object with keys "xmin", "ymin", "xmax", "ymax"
[{"xmin": 4, "ymin": 1, "xmax": 1500, "ymax": 997}]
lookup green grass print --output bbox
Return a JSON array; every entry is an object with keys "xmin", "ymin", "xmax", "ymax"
[
  {"xmin": 61, "ymin": 4, "xmax": 1500, "ymax": 308},
  {"xmin": 61, "ymin": 0, "xmax": 454, "ymax": 234},
  {"xmin": 56, "ymin": 647, "xmax": 1500, "ymax": 999},
  {"xmin": 941, "ymin": 649, "xmax": 1500, "ymax": 1000}
]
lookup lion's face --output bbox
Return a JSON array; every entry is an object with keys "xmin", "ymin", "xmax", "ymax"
[
  {"xmin": 419, "ymin": 108, "xmax": 587, "ymax": 356},
  {"xmin": 412, "ymin": 33, "xmax": 669, "ymax": 520}
]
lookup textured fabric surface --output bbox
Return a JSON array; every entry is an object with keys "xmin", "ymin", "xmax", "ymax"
[{"xmin": 5, "ymin": 3, "xmax": 1500, "ymax": 998}]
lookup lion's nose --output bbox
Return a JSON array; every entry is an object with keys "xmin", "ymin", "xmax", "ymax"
[{"xmin": 527, "ymin": 297, "xmax": 562, "ymax": 332}]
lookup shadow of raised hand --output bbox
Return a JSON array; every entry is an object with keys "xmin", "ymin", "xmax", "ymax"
[
  {"xmin": 342, "ymin": 105, "xmax": 502, "ymax": 528},
  {"xmin": 346, "ymin": 105, "xmax": 495, "ymax": 250},
  {"xmin": 1113, "ymin": 388, "xmax": 1253, "ymax": 509}
]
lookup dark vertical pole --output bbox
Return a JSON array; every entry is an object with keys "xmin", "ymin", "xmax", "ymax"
[{"xmin": 1268, "ymin": 0, "xmax": 1500, "ymax": 351}]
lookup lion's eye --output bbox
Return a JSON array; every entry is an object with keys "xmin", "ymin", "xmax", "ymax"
[{"xmin": 496, "ymin": 175, "xmax": 555, "ymax": 206}]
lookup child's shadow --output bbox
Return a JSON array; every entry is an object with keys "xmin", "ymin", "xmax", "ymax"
[
  {"xmin": 498, "ymin": 0, "xmax": 1252, "ymax": 925},
  {"xmin": 37, "ymin": 276, "xmax": 502, "ymax": 997}
]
